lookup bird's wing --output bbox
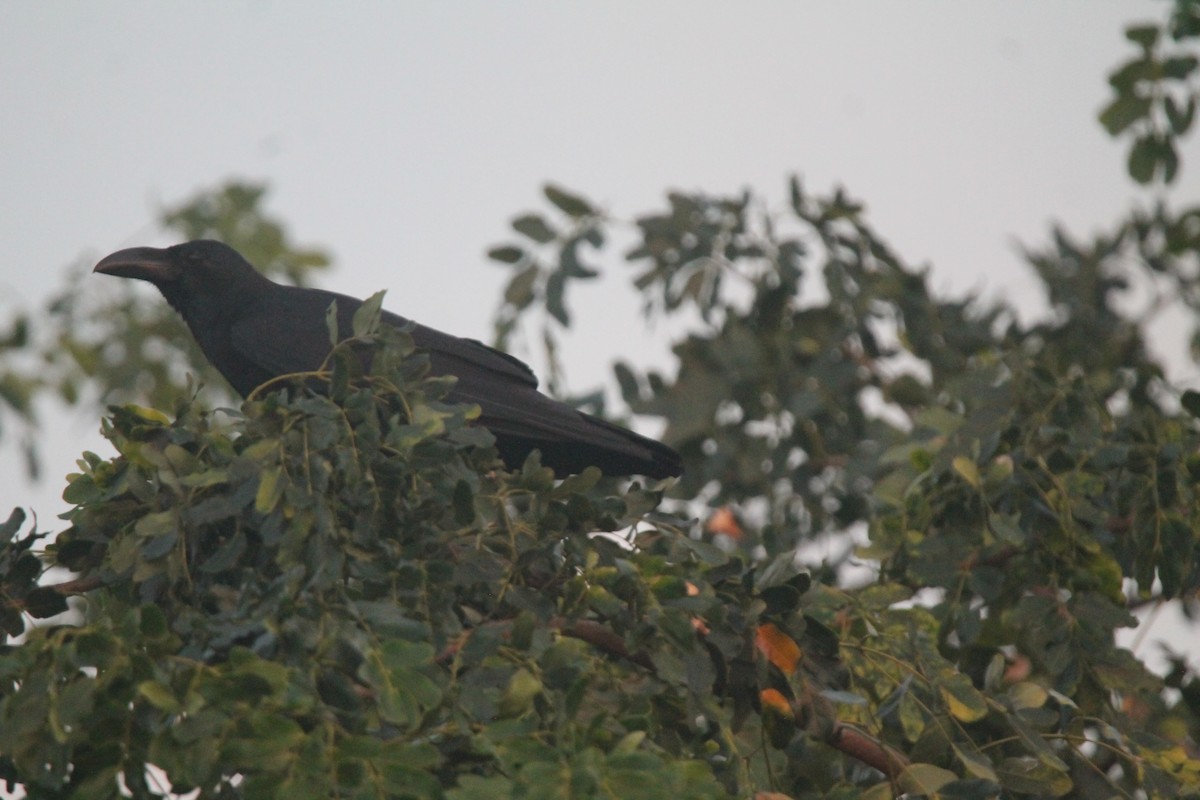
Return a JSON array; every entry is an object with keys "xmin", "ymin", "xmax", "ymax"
[
  {"xmin": 224, "ymin": 286, "xmax": 678, "ymax": 477},
  {"xmin": 403, "ymin": 319, "xmax": 539, "ymax": 390},
  {"xmin": 226, "ymin": 286, "xmax": 540, "ymax": 391}
]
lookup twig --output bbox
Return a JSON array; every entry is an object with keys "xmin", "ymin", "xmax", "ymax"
[
  {"xmin": 49, "ymin": 575, "xmax": 104, "ymax": 595},
  {"xmin": 826, "ymin": 721, "xmax": 909, "ymax": 778}
]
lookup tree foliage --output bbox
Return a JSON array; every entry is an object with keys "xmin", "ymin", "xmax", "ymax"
[
  {"xmin": 1100, "ymin": 0, "xmax": 1200, "ymax": 185},
  {"xmin": 0, "ymin": 183, "xmax": 331, "ymax": 478},
  {"xmin": 2, "ymin": 4, "xmax": 1200, "ymax": 798}
]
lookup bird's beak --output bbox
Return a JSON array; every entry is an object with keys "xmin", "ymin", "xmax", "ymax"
[{"xmin": 93, "ymin": 247, "xmax": 182, "ymax": 283}]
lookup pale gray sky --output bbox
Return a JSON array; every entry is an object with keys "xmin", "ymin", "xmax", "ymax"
[
  {"xmin": 4, "ymin": 3, "xmax": 1178, "ymax": 321},
  {"xmin": 2, "ymin": 2, "xmax": 1194, "ymax": 663}
]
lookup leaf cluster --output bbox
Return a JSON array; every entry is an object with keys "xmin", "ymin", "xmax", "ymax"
[
  {"xmin": 1100, "ymin": 0, "xmax": 1200, "ymax": 185},
  {"xmin": 2, "ymin": 330, "xmax": 846, "ymax": 798},
  {"xmin": 486, "ymin": 170, "xmax": 1200, "ymax": 795}
]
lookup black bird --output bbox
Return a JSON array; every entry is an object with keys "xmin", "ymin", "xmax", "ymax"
[{"xmin": 94, "ymin": 240, "xmax": 681, "ymax": 479}]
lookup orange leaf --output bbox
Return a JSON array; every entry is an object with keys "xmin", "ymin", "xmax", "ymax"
[
  {"xmin": 759, "ymin": 689, "xmax": 798, "ymax": 749},
  {"xmin": 760, "ymin": 688, "xmax": 793, "ymax": 716},
  {"xmin": 756, "ymin": 623, "xmax": 803, "ymax": 674},
  {"xmin": 1003, "ymin": 653, "xmax": 1032, "ymax": 684},
  {"xmin": 706, "ymin": 506, "xmax": 743, "ymax": 540}
]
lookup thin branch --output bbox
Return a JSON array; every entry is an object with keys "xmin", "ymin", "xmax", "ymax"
[
  {"xmin": 49, "ymin": 575, "xmax": 104, "ymax": 595},
  {"xmin": 826, "ymin": 722, "xmax": 909, "ymax": 779},
  {"xmin": 560, "ymin": 619, "xmax": 655, "ymax": 671}
]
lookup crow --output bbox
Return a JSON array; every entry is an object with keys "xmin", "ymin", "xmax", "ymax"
[{"xmin": 94, "ymin": 240, "xmax": 681, "ymax": 479}]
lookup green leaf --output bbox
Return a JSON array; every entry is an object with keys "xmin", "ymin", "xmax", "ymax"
[
  {"xmin": 179, "ymin": 468, "xmax": 230, "ymax": 489},
  {"xmin": 448, "ymin": 775, "xmax": 517, "ymax": 800},
  {"xmin": 325, "ymin": 299, "xmax": 340, "ymax": 345},
  {"xmin": 8, "ymin": 553, "xmax": 40, "ymax": 588},
  {"xmin": 550, "ymin": 465, "xmax": 602, "ymax": 498},
  {"xmin": 452, "ymin": 479, "xmax": 475, "ymax": 525},
  {"xmin": 988, "ymin": 512, "xmax": 1026, "ymax": 545},
  {"xmin": 134, "ymin": 509, "xmax": 177, "ymax": 539},
  {"xmin": 67, "ymin": 767, "xmax": 121, "ymax": 800},
  {"xmin": 352, "ymin": 290, "xmax": 386, "ymax": 337},
  {"xmin": 129, "ymin": 405, "xmax": 171, "ymax": 425},
  {"xmin": 952, "ymin": 456, "xmax": 980, "ymax": 489},
  {"xmin": 255, "ymin": 466, "xmax": 284, "ymax": 513},
  {"xmin": 205, "ymin": 531, "xmax": 250, "ymax": 575},
  {"xmin": 0, "ymin": 507, "xmax": 25, "ymax": 544},
  {"xmin": 859, "ymin": 783, "xmax": 895, "ymax": 800},
  {"xmin": 913, "ymin": 406, "xmax": 963, "ymax": 435},
  {"xmin": 898, "ymin": 763, "xmax": 959, "ymax": 795},
  {"xmin": 545, "ymin": 268, "xmax": 569, "ymax": 326},
  {"xmin": 559, "ymin": 239, "xmax": 599, "ymax": 279},
  {"xmin": 1107, "ymin": 57, "xmax": 1155, "ymax": 91},
  {"xmin": 1161, "ymin": 55, "xmax": 1199, "ymax": 80},
  {"xmin": 62, "ymin": 472, "xmax": 100, "ymax": 505},
  {"xmin": 503, "ymin": 265, "xmax": 539, "ymax": 309},
  {"xmin": 137, "ymin": 680, "xmax": 180, "ymax": 713},
  {"xmin": 1165, "ymin": 95, "xmax": 1197, "ymax": 134},
  {"xmin": 356, "ymin": 603, "xmax": 428, "ymax": 640},
  {"xmin": 140, "ymin": 604, "xmax": 169, "ymax": 639},
  {"xmin": 675, "ymin": 535, "xmax": 729, "ymax": 566},
  {"xmin": 543, "ymin": 184, "xmax": 595, "ymax": 218},
  {"xmin": 1161, "ymin": 136, "xmax": 1180, "ymax": 183},
  {"xmin": 1128, "ymin": 134, "xmax": 1160, "ymax": 183},
  {"xmin": 1005, "ymin": 711, "xmax": 1069, "ymax": 772},
  {"xmin": 512, "ymin": 214, "xmax": 557, "ymax": 244},
  {"xmin": 24, "ymin": 587, "xmax": 68, "ymax": 619},
  {"xmin": 1125, "ymin": 24, "xmax": 1160, "ymax": 50},
  {"xmin": 953, "ymin": 745, "xmax": 998, "ymax": 783},
  {"xmin": 939, "ymin": 672, "xmax": 989, "ymax": 722},
  {"xmin": 612, "ymin": 731, "xmax": 647, "ymax": 756},
  {"xmin": 1008, "ymin": 681, "xmax": 1049, "ymax": 711},
  {"xmin": 1098, "ymin": 93, "xmax": 1152, "ymax": 135},
  {"xmin": 996, "ymin": 756, "xmax": 1073, "ymax": 796},
  {"xmin": 789, "ymin": 174, "xmax": 806, "ymax": 213},
  {"xmin": 487, "ymin": 245, "xmax": 525, "ymax": 264},
  {"xmin": 613, "ymin": 361, "xmax": 641, "ymax": 404},
  {"xmin": 755, "ymin": 548, "xmax": 805, "ymax": 589},
  {"xmin": 498, "ymin": 668, "xmax": 542, "ymax": 718},
  {"xmin": 1182, "ymin": 389, "xmax": 1200, "ymax": 417}
]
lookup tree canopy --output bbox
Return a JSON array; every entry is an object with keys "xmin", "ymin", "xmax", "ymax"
[{"xmin": 1, "ymin": 4, "xmax": 1200, "ymax": 798}]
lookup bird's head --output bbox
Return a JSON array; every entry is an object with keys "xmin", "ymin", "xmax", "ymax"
[{"xmin": 94, "ymin": 240, "xmax": 271, "ymax": 320}]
